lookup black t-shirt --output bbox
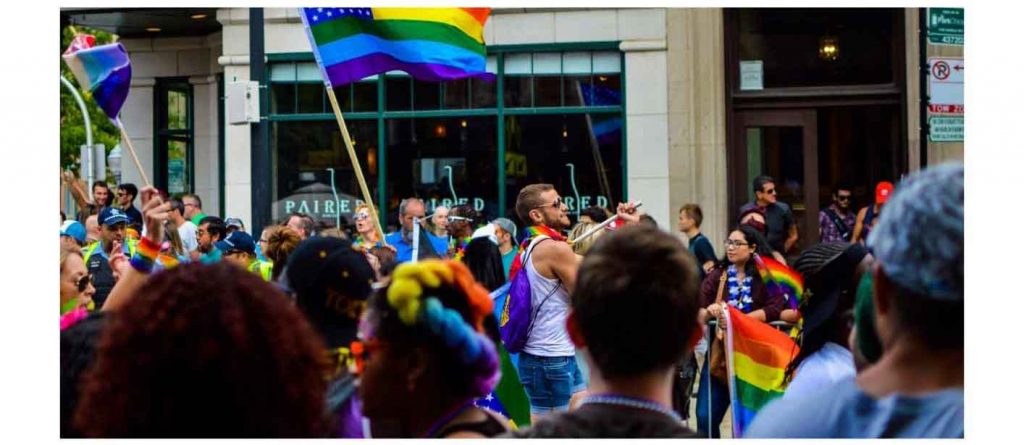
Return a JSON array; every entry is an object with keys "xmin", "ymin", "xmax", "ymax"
[
  {"xmin": 740, "ymin": 201, "xmax": 795, "ymax": 252},
  {"xmin": 61, "ymin": 312, "xmax": 108, "ymax": 438},
  {"xmin": 123, "ymin": 205, "xmax": 143, "ymax": 231},
  {"xmin": 504, "ymin": 403, "xmax": 698, "ymax": 438},
  {"xmin": 688, "ymin": 232, "xmax": 717, "ymax": 281}
]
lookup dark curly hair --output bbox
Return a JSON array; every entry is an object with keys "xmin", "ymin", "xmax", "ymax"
[{"xmin": 73, "ymin": 263, "xmax": 332, "ymax": 437}]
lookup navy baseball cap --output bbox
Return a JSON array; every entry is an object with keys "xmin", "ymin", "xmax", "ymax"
[
  {"xmin": 215, "ymin": 231, "xmax": 256, "ymax": 254},
  {"xmin": 60, "ymin": 220, "xmax": 87, "ymax": 244},
  {"xmin": 98, "ymin": 207, "xmax": 130, "ymax": 226}
]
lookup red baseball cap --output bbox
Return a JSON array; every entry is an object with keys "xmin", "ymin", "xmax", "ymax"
[{"xmin": 876, "ymin": 181, "xmax": 895, "ymax": 204}]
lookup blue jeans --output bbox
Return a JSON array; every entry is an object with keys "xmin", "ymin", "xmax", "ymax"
[
  {"xmin": 517, "ymin": 352, "xmax": 587, "ymax": 413},
  {"xmin": 696, "ymin": 354, "xmax": 731, "ymax": 438}
]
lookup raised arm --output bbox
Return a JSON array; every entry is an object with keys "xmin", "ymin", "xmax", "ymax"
[{"xmin": 102, "ymin": 187, "xmax": 170, "ymax": 312}]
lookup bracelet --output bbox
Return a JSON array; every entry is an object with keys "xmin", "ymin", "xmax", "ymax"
[{"xmin": 130, "ymin": 237, "xmax": 161, "ymax": 273}]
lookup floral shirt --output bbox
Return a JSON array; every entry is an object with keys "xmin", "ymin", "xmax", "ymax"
[{"xmin": 819, "ymin": 204, "xmax": 856, "ymax": 243}]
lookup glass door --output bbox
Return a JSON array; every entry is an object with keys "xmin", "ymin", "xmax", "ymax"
[{"xmin": 733, "ymin": 110, "xmax": 818, "ymax": 258}]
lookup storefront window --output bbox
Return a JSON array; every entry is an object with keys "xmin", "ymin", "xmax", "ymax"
[
  {"xmin": 385, "ymin": 117, "xmax": 499, "ymax": 222},
  {"xmin": 271, "ymin": 120, "xmax": 379, "ymax": 229},
  {"xmin": 504, "ymin": 113, "xmax": 622, "ymax": 221},
  {"xmin": 271, "ymin": 62, "xmax": 378, "ymax": 114}
]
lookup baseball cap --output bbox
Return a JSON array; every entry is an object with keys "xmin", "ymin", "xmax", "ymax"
[
  {"xmin": 875, "ymin": 181, "xmax": 895, "ymax": 204},
  {"xmin": 491, "ymin": 217, "xmax": 517, "ymax": 239},
  {"xmin": 868, "ymin": 163, "xmax": 963, "ymax": 301},
  {"xmin": 98, "ymin": 207, "xmax": 130, "ymax": 226},
  {"xmin": 284, "ymin": 237, "xmax": 375, "ymax": 348},
  {"xmin": 225, "ymin": 218, "xmax": 244, "ymax": 230},
  {"xmin": 60, "ymin": 220, "xmax": 87, "ymax": 244},
  {"xmin": 215, "ymin": 231, "xmax": 256, "ymax": 254}
]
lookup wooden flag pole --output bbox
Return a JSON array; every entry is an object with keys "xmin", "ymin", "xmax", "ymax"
[
  {"xmin": 115, "ymin": 120, "xmax": 152, "ymax": 188},
  {"xmin": 324, "ymin": 86, "xmax": 388, "ymax": 245}
]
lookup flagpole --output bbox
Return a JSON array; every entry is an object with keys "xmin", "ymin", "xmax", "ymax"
[
  {"xmin": 568, "ymin": 201, "xmax": 643, "ymax": 245},
  {"xmin": 115, "ymin": 119, "xmax": 152, "ymax": 188},
  {"xmin": 324, "ymin": 86, "xmax": 388, "ymax": 245}
]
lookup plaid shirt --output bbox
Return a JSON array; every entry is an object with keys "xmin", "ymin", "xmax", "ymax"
[{"xmin": 819, "ymin": 204, "xmax": 856, "ymax": 243}]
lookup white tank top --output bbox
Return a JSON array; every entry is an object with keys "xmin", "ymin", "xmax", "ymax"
[{"xmin": 523, "ymin": 237, "xmax": 575, "ymax": 357}]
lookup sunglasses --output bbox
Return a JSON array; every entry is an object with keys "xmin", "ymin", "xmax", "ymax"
[
  {"xmin": 837, "ymin": 195, "xmax": 852, "ymax": 201},
  {"xmin": 533, "ymin": 197, "xmax": 564, "ymax": 210},
  {"xmin": 762, "ymin": 188, "xmax": 777, "ymax": 195},
  {"xmin": 447, "ymin": 215, "xmax": 474, "ymax": 223},
  {"xmin": 76, "ymin": 274, "xmax": 94, "ymax": 292}
]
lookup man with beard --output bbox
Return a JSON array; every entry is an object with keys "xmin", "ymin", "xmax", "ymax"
[
  {"xmin": 384, "ymin": 198, "xmax": 448, "ymax": 263},
  {"xmin": 512, "ymin": 183, "xmax": 639, "ymax": 420},
  {"xmin": 196, "ymin": 216, "xmax": 227, "ymax": 263},
  {"xmin": 819, "ymin": 184, "xmax": 856, "ymax": 243}
]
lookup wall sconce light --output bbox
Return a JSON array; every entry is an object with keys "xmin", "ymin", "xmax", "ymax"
[
  {"xmin": 460, "ymin": 119, "xmax": 467, "ymax": 128},
  {"xmin": 434, "ymin": 124, "xmax": 447, "ymax": 138},
  {"xmin": 818, "ymin": 35, "xmax": 839, "ymax": 62},
  {"xmin": 367, "ymin": 148, "xmax": 378, "ymax": 175}
]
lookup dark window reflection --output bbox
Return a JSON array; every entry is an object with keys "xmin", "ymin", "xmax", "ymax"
[{"xmin": 385, "ymin": 117, "xmax": 499, "ymax": 222}]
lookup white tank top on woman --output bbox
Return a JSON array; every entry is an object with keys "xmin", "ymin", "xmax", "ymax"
[{"xmin": 522, "ymin": 238, "xmax": 575, "ymax": 357}]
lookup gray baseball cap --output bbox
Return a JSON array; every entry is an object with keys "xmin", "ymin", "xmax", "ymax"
[{"xmin": 491, "ymin": 217, "xmax": 517, "ymax": 238}]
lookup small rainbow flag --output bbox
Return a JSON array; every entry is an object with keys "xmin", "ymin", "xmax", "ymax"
[
  {"xmin": 724, "ymin": 305, "xmax": 800, "ymax": 438},
  {"xmin": 753, "ymin": 254, "xmax": 804, "ymax": 310},
  {"xmin": 62, "ymin": 34, "xmax": 132, "ymax": 121},
  {"xmin": 299, "ymin": 7, "xmax": 494, "ymax": 87}
]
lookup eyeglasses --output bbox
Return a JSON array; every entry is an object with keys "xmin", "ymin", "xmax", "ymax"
[
  {"xmin": 534, "ymin": 197, "xmax": 563, "ymax": 210},
  {"xmin": 184, "ymin": 203, "xmax": 196, "ymax": 208},
  {"xmin": 724, "ymin": 240, "xmax": 749, "ymax": 249},
  {"xmin": 76, "ymin": 274, "xmax": 94, "ymax": 292}
]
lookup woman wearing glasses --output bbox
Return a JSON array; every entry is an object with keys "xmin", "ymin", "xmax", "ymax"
[
  {"xmin": 353, "ymin": 204, "xmax": 384, "ymax": 250},
  {"xmin": 694, "ymin": 225, "xmax": 786, "ymax": 438},
  {"xmin": 60, "ymin": 245, "xmax": 96, "ymax": 330}
]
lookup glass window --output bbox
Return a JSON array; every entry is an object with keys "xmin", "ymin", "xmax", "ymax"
[
  {"xmin": 297, "ymin": 83, "xmax": 324, "ymax": 114},
  {"xmin": 734, "ymin": 8, "xmax": 896, "ymax": 89},
  {"xmin": 413, "ymin": 79, "xmax": 441, "ymax": 110},
  {"xmin": 444, "ymin": 78, "xmax": 470, "ymax": 109},
  {"xmin": 272, "ymin": 120, "xmax": 379, "ymax": 229},
  {"xmin": 386, "ymin": 74, "xmax": 412, "ymax": 111},
  {"xmin": 504, "ymin": 114, "xmax": 623, "ymax": 225},
  {"xmin": 471, "ymin": 77, "xmax": 497, "ymax": 108},
  {"xmin": 156, "ymin": 79, "xmax": 193, "ymax": 195},
  {"xmin": 385, "ymin": 117, "xmax": 499, "ymax": 222}
]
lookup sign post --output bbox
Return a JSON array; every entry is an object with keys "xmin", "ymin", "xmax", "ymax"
[
  {"xmin": 927, "ymin": 57, "xmax": 964, "ymax": 142},
  {"xmin": 928, "ymin": 8, "xmax": 964, "ymax": 46}
]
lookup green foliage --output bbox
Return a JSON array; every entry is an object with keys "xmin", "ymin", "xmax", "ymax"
[{"xmin": 60, "ymin": 26, "xmax": 122, "ymax": 179}]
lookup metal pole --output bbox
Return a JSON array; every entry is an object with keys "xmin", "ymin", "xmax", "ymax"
[
  {"xmin": 250, "ymin": 7, "xmax": 271, "ymax": 234},
  {"xmin": 919, "ymin": 7, "xmax": 929, "ymax": 169},
  {"xmin": 61, "ymin": 75, "xmax": 93, "ymax": 201}
]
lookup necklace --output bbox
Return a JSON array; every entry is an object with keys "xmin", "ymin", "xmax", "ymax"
[
  {"xmin": 422, "ymin": 399, "xmax": 476, "ymax": 438},
  {"xmin": 579, "ymin": 394, "xmax": 682, "ymax": 423}
]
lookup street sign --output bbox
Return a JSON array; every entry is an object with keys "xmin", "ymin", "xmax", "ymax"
[
  {"xmin": 928, "ymin": 57, "xmax": 964, "ymax": 114},
  {"xmin": 929, "ymin": 116, "xmax": 963, "ymax": 142},
  {"xmin": 928, "ymin": 8, "xmax": 964, "ymax": 46}
]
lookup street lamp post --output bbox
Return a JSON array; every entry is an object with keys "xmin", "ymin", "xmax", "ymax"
[{"xmin": 60, "ymin": 75, "xmax": 94, "ymax": 200}]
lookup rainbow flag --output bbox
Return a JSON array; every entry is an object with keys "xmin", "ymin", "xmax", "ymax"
[
  {"xmin": 299, "ymin": 7, "xmax": 494, "ymax": 87},
  {"xmin": 475, "ymin": 345, "xmax": 531, "ymax": 428},
  {"xmin": 62, "ymin": 34, "xmax": 132, "ymax": 121},
  {"xmin": 724, "ymin": 305, "xmax": 800, "ymax": 438},
  {"xmin": 753, "ymin": 254, "xmax": 804, "ymax": 310}
]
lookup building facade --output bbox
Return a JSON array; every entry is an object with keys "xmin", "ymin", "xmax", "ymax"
[{"xmin": 63, "ymin": 7, "xmax": 964, "ymax": 253}]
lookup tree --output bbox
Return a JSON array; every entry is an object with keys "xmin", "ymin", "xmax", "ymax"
[{"xmin": 60, "ymin": 26, "xmax": 121, "ymax": 180}]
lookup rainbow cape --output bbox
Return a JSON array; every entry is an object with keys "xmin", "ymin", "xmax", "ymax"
[
  {"xmin": 62, "ymin": 34, "xmax": 132, "ymax": 121},
  {"xmin": 299, "ymin": 7, "xmax": 494, "ymax": 87},
  {"xmin": 724, "ymin": 305, "xmax": 800, "ymax": 438},
  {"xmin": 753, "ymin": 254, "xmax": 804, "ymax": 311}
]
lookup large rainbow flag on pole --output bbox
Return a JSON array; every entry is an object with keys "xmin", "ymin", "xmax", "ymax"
[
  {"xmin": 723, "ymin": 305, "xmax": 800, "ymax": 438},
  {"xmin": 299, "ymin": 7, "xmax": 494, "ymax": 87}
]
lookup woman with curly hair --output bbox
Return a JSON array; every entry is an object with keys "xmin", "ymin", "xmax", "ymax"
[
  {"xmin": 72, "ymin": 262, "xmax": 332, "ymax": 437},
  {"xmin": 263, "ymin": 224, "xmax": 302, "ymax": 282},
  {"xmin": 356, "ymin": 260, "xmax": 510, "ymax": 438}
]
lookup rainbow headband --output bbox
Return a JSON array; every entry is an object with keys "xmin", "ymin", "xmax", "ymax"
[{"xmin": 385, "ymin": 260, "xmax": 500, "ymax": 396}]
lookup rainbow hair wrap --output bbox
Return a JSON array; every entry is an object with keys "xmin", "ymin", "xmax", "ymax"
[{"xmin": 385, "ymin": 260, "xmax": 500, "ymax": 397}]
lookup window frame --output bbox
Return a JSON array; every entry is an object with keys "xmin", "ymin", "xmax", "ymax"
[{"xmin": 154, "ymin": 77, "xmax": 195, "ymax": 195}]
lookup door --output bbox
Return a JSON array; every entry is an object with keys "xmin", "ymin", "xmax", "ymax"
[{"xmin": 731, "ymin": 110, "xmax": 818, "ymax": 258}]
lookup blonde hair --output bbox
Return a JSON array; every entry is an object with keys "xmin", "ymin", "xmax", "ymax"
[
  {"xmin": 60, "ymin": 243, "xmax": 82, "ymax": 273},
  {"xmin": 569, "ymin": 222, "xmax": 604, "ymax": 255}
]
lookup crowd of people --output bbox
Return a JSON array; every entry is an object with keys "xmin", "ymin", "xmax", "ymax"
[{"xmin": 59, "ymin": 163, "xmax": 963, "ymax": 438}]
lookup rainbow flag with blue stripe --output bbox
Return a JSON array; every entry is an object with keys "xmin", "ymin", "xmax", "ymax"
[
  {"xmin": 724, "ymin": 305, "xmax": 800, "ymax": 438},
  {"xmin": 299, "ymin": 7, "xmax": 494, "ymax": 87},
  {"xmin": 62, "ymin": 34, "xmax": 132, "ymax": 121}
]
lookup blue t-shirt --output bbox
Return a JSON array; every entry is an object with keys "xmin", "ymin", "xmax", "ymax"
[
  {"xmin": 501, "ymin": 248, "xmax": 517, "ymax": 280},
  {"xmin": 746, "ymin": 378, "xmax": 963, "ymax": 438},
  {"xmin": 385, "ymin": 231, "xmax": 448, "ymax": 263}
]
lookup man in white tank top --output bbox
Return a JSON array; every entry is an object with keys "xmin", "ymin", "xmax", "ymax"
[{"xmin": 513, "ymin": 184, "xmax": 639, "ymax": 421}]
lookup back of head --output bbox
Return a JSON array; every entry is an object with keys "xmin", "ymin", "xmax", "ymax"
[
  {"xmin": 74, "ymin": 263, "xmax": 330, "ymax": 437},
  {"xmin": 515, "ymin": 183, "xmax": 554, "ymax": 224},
  {"xmin": 582, "ymin": 206, "xmax": 610, "ymax": 224},
  {"xmin": 573, "ymin": 225, "xmax": 701, "ymax": 379},
  {"xmin": 569, "ymin": 222, "xmax": 602, "ymax": 255},
  {"xmin": 285, "ymin": 237, "xmax": 375, "ymax": 349},
  {"xmin": 868, "ymin": 162, "xmax": 963, "ymax": 350},
  {"xmin": 463, "ymin": 237, "xmax": 506, "ymax": 291},
  {"xmin": 265, "ymin": 225, "xmax": 302, "ymax": 280}
]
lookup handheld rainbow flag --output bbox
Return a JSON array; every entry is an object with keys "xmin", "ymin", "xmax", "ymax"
[
  {"xmin": 299, "ymin": 7, "xmax": 494, "ymax": 87},
  {"xmin": 753, "ymin": 254, "xmax": 804, "ymax": 311},
  {"xmin": 62, "ymin": 34, "xmax": 132, "ymax": 121},
  {"xmin": 723, "ymin": 305, "xmax": 800, "ymax": 438}
]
